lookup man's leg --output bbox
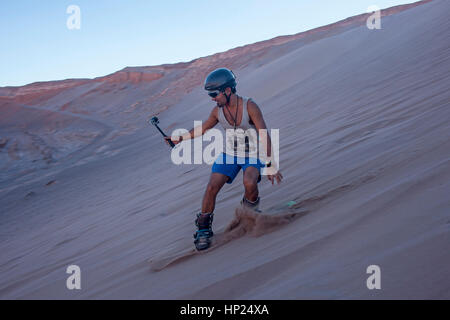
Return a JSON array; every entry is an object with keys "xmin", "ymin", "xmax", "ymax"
[
  {"xmin": 195, "ymin": 173, "xmax": 229, "ymax": 251},
  {"xmin": 201, "ymin": 172, "xmax": 229, "ymax": 213},
  {"xmin": 243, "ymin": 166, "xmax": 260, "ymax": 202}
]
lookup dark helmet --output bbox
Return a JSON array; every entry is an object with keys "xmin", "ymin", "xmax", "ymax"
[{"xmin": 204, "ymin": 68, "xmax": 237, "ymax": 92}]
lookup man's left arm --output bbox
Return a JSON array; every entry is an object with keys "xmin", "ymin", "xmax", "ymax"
[
  {"xmin": 247, "ymin": 100, "xmax": 272, "ymax": 160},
  {"xmin": 247, "ymin": 100, "xmax": 282, "ymax": 184}
]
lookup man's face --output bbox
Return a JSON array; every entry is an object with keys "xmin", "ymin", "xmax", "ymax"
[
  {"xmin": 212, "ymin": 92, "xmax": 225, "ymax": 107},
  {"xmin": 211, "ymin": 88, "xmax": 230, "ymax": 107}
]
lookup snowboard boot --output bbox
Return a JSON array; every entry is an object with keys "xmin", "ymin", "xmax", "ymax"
[
  {"xmin": 241, "ymin": 196, "xmax": 261, "ymax": 212},
  {"xmin": 193, "ymin": 213, "xmax": 214, "ymax": 251}
]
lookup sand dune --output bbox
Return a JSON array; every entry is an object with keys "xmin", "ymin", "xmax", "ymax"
[{"xmin": 0, "ymin": 0, "xmax": 449, "ymax": 299}]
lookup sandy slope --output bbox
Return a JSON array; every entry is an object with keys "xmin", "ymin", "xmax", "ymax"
[{"xmin": 0, "ymin": 0, "xmax": 449, "ymax": 299}]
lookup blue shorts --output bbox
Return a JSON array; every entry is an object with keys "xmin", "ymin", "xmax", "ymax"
[{"xmin": 212, "ymin": 153, "xmax": 265, "ymax": 184}]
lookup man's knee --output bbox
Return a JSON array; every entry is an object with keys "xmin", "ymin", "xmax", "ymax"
[{"xmin": 243, "ymin": 177, "xmax": 258, "ymax": 191}]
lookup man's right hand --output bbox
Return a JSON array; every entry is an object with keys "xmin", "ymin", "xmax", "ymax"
[{"xmin": 164, "ymin": 136, "xmax": 182, "ymax": 146}]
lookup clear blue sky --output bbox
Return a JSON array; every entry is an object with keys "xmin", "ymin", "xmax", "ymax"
[{"xmin": 1, "ymin": 0, "xmax": 418, "ymax": 87}]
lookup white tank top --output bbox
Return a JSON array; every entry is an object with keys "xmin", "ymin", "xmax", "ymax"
[{"xmin": 218, "ymin": 96, "xmax": 259, "ymax": 158}]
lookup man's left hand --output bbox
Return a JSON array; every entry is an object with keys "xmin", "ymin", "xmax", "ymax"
[{"xmin": 268, "ymin": 171, "xmax": 283, "ymax": 185}]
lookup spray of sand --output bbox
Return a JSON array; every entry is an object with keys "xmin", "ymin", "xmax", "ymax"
[{"xmin": 149, "ymin": 207, "xmax": 307, "ymax": 272}]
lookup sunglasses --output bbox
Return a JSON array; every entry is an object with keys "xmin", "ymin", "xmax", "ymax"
[{"xmin": 208, "ymin": 90, "xmax": 221, "ymax": 98}]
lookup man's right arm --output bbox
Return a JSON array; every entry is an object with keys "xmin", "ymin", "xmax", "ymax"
[{"xmin": 165, "ymin": 107, "xmax": 218, "ymax": 145}]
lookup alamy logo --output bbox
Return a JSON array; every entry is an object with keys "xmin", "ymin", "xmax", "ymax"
[
  {"xmin": 366, "ymin": 265, "xmax": 381, "ymax": 290},
  {"xmin": 169, "ymin": 121, "xmax": 280, "ymax": 175},
  {"xmin": 66, "ymin": 5, "xmax": 81, "ymax": 30},
  {"xmin": 66, "ymin": 265, "xmax": 81, "ymax": 290},
  {"xmin": 367, "ymin": 5, "xmax": 381, "ymax": 30}
]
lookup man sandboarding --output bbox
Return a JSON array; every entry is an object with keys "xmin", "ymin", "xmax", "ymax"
[{"xmin": 165, "ymin": 68, "xmax": 282, "ymax": 251}]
